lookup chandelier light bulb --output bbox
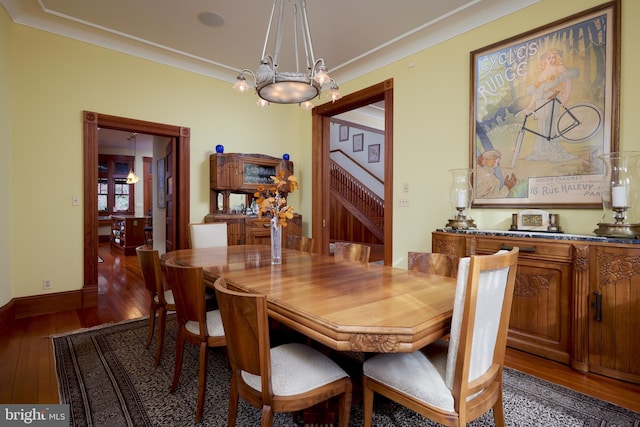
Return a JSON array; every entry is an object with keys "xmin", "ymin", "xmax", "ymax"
[
  {"xmin": 299, "ymin": 101, "xmax": 314, "ymax": 110},
  {"xmin": 313, "ymin": 66, "xmax": 330, "ymax": 86},
  {"xmin": 329, "ymin": 81, "xmax": 342, "ymax": 103},
  {"xmin": 233, "ymin": 75, "xmax": 250, "ymax": 93}
]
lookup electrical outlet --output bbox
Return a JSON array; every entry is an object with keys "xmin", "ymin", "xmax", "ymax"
[
  {"xmin": 72, "ymin": 195, "xmax": 80, "ymax": 206},
  {"xmin": 43, "ymin": 279, "xmax": 52, "ymax": 290},
  {"xmin": 398, "ymin": 198, "xmax": 410, "ymax": 207}
]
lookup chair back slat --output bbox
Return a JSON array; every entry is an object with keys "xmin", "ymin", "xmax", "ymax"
[
  {"xmin": 214, "ymin": 278, "xmax": 269, "ymax": 379},
  {"xmin": 334, "ymin": 241, "xmax": 371, "ymax": 263},
  {"xmin": 165, "ymin": 259, "xmax": 208, "ymax": 339},
  {"xmin": 408, "ymin": 252, "xmax": 457, "ymax": 277},
  {"xmin": 188, "ymin": 222, "xmax": 228, "ymax": 249},
  {"xmin": 446, "ymin": 248, "xmax": 519, "ymax": 400},
  {"xmin": 136, "ymin": 245, "xmax": 165, "ymax": 301},
  {"xmin": 287, "ymin": 235, "xmax": 315, "ymax": 253}
]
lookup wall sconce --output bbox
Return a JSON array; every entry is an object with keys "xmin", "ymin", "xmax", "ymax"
[
  {"xmin": 594, "ymin": 151, "xmax": 640, "ymax": 238},
  {"xmin": 446, "ymin": 168, "xmax": 476, "ymax": 229}
]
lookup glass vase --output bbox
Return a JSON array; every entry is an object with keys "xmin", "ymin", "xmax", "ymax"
[{"xmin": 270, "ymin": 216, "xmax": 282, "ymax": 265}]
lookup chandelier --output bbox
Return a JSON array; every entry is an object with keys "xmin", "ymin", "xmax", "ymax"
[{"xmin": 232, "ymin": 0, "xmax": 341, "ymax": 108}]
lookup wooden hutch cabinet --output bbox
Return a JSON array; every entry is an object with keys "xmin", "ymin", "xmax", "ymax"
[
  {"xmin": 433, "ymin": 229, "xmax": 640, "ymax": 384},
  {"xmin": 205, "ymin": 153, "xmax": 301, "ymax": 245}
]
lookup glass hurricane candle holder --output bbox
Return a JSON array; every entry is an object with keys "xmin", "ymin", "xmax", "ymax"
[
  {"xmin": 594, "ymin": 151, "xmax": 640, "ymax": 238},
  {"xmin": 446, "ymin": 168, "xmax": 476, "ymax": 229}
]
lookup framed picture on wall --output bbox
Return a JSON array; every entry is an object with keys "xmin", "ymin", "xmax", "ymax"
[
  {"xmin": 157, "ymin": 157, "xmax": 166, "ymax": 208},
  {"xmin": 368, "ymin": 144, "xmax": 380, "ymax": 163},
  {"xmin": 339, "ymin": 124, "xmax": 349, "ymax": 141},
  {"xmin": 353, "ymin": 133, "xmax": 364, "ymax": 152},
  {"xmin": 470, "ymin": 0, "xmax": 620, "ymax": 208}
]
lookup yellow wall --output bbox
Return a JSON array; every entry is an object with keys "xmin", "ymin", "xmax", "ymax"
[
  {"xmin": 0, "ymin": 6, "xmax": 13, "ymax": 305},
  {"xmin": 337, "ymin": 0, "xmax": 640, "ymax": 266},
  {"xmin": 1, "ymin": 0, "xmax": 639, "ymax": 303},
  {"xmin": 6, "ymin": 24, "xmax": 303, "ymax": 300}
]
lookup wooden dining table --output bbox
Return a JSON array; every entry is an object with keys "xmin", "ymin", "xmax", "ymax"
[{"xmin": 163, "ymin": 245, "xmax": 457, "ymax": 353}]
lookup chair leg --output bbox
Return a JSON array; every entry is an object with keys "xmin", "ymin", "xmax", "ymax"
[
  {"xmin": 145, "ymin": 304, "xmax": 156, "ymax": 348},
  {"xmin": 154, "ymin": 307, "xmax": 166, "ymax": 367},
  {"xmin": 337, "ymin": 380, "xmax": 352, "ymax": 427},
  {"xmin": 493, "ymin": 390, "xmax": 506, "ymax": 427},
  {"xmin": 195, "ymin": 341, "xmax": 208, "ymax": 424},
  {"xmin": 170, "ymin": 329, "xmax": 184, "ymax": 393},
  {"xmin": 362, "ymin": 377, "xmax": 374, "ymax": 427},
  {"xmin": 260, "ymin": 405, "xmax": 274, "ymax": 427},
  {"xmin": 227, "ymin": 373, "xmax": 240, "ymax": 427}
]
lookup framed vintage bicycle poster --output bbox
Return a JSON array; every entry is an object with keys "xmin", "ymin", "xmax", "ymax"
[{"xmin": 470, "ymin": 0, "xmax": 620, "ymax": 208}]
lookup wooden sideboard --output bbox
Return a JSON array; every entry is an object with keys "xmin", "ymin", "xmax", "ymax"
[
  {"xmin": 205, "ymin": 152, "xmax": 301, "ymax": 245},
  {"xmin": 433, "ymin": 229, "xmax": 640, "ymax": 385}
]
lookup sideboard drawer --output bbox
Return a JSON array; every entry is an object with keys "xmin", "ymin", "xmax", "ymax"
[{"xmin": 475, "ymin": 237, "xmax": 572, "ymax": 262}]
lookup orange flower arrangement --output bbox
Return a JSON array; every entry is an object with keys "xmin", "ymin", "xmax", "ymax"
[{"xmin": 254, "ymin": 171, "xmax": 299, "ymax": 227}]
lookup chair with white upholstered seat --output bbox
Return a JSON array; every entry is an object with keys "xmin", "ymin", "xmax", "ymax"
[
  {"xmin": 165, "ymin": 258, "xmax": 226, "ymax": 424},
  {"xmin": 188, "ymin": 222, "xmax": 228, "ymax": 249},
  {"xmin": 136, "ymin": 245, "xmax": 175, "ymax": 368},
  {"xmin": 213, "ymin": 277, "xmax": 352, "ymax": 427},
  {"xmin": 362, "ymin": 248, "xmax": 519, "ymax": 427}
]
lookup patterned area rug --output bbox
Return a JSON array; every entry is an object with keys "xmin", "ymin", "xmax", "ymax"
[{"xmin": 53, "ymin": 317, "xmax": 640, "ymax": 427}]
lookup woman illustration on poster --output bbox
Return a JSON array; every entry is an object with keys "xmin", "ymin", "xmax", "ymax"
[{"xmin": 517, "ymin": 48, "xmax": 579, "ymax": 162}]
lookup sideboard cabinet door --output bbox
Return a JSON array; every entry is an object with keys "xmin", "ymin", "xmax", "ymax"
[{"xmin": 589, "ymin": 245, "xmax": 640, "ymax": 384}]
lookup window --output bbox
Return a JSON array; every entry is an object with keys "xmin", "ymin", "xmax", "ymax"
[
  {"xmin": 97, "ymin": 178, "xmax": 108, "ymax": 211},
  {"xmin": 98, "ymin": 155, "xmax": 135, "ymax": 215},
  {"xmin": 114, "ymin": 178, "xmax": 131, "ymax": 211}
]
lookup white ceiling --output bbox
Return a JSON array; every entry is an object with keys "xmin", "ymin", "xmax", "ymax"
[
  {"xmin": 97, "ymin": 129, "xmax": 156, "ymax": 151},
  {"xmin": 1, "ymin": 0, "xmax": 537, "ymax": 84},
  {"xmin": 1, "ymin": 0, "xmax": 538, "ymax": 147}
]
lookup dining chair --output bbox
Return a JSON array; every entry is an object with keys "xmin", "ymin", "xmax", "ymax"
[
  {"xmin": 164, "ymin": 258, "xmax": 226, "ymax": 424},
  {"xmin": 188, "ymin": 222, "xmax": 228, "ymax": 249},
  {"xmin": 286, "ymin": 235, "xmax": 315, "ymax": 253},
  {"xmin": 213, "ymin": 277, "xmax": 353, "ymax": 427},
  {"xmin": 362, "ymin": 248, "xmax": 519, "ymax": 427},
  {"xmin": 333, "ymin": 241, "xmax": 371, "ymax": 263},
  {"xmin": 407, "ymin": 251, "xmax": 457, "ymax": 278},
  {"xmin": 136, "ymin": 245, "xmax": 175, "ymax": 368}
]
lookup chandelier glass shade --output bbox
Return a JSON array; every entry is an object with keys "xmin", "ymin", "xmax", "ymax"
[
  {"xmin": 233, "ymin": 0, "xmax": 340, "ymax": 107},
  {"xmin": 126, "ymin": 132, "xmax": 140, "ymax": 184}
]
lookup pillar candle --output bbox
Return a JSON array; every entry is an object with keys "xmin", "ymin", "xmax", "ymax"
[
  {"xmin": 612, "ymin": 186, "xmax": 628, "ymax": 208},
  {"xmin": 456, "ymin": 190, "xmax": 467, "ymax": 208}
]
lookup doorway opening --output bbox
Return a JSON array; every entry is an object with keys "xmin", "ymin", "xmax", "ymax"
[
  {"xmin": 82, "ymin": 111, "xmax": 190, "ymax": 306},
  {"xmin": 311, "ymin": 79, "xmax": 394, "ymax": 265}
]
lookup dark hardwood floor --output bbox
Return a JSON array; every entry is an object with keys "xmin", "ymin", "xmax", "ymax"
[{"xmin": 1, "ymin": 242, "xmax": 639, "ymax": 414}]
